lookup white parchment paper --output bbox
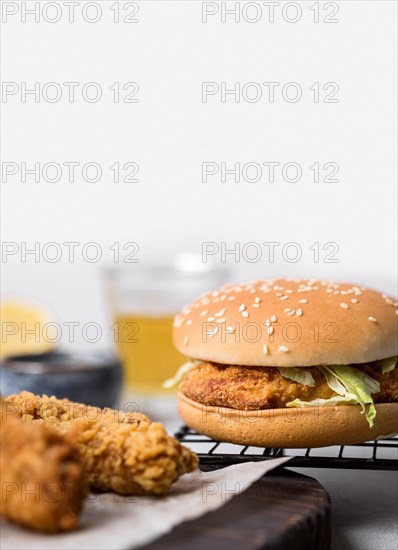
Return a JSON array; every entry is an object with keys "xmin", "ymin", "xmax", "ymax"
[{"xmin": 1, "ymin": 457, "xmax": 291, "ymax": 550}]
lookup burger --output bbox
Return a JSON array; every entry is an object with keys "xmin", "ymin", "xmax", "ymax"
[{"xmin": 166, "ymin": 279, "xmax": 398, "ymax": 447}]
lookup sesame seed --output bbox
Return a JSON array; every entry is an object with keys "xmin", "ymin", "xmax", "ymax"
[
  {"xmin": 214, "ymin": 309, "xmax": 226, "ymax": 317},
  {"xmin": 207, "ymin": 317, "xmax": 215, "ymax": 322},
  {"xmin": 368, "ymin": 316, "xmax": 377, "ymax": 323},
  {"xmin": 340, "ymin": 303, "xmax": 349, "ymax": 309},
  {"xmin": 296, "ymin": 308, "xmax": 303, "ymax": 317},
  {"xmin": 263, "ymin": 344, "xmax": 268, "ymax": 354},
  {"xmin": 254, "ymin": 297, "xmax": 261, "ymax": 303},
  {"xmin": 280, "ymin": 296, "xmax": 288, "ymax": 301},
  {"xmin": 216, "ymin": 318, "xmax": 226, "ymax": 323},
  {"xmin": 270, "ymin": 315, "xmax": 277, "ymax": 322},
  {"xmin": 287, "ymin": 310, "xmax": 295, "ymax": 316},
  {"xmin": 186, "ymin": 319, "xmax": 192, "ymax": 325},
  {"xmin": 298, "ymin": 299, "xmax": 308, "ymax": 304},
  {"xmin": 200, "ymin": 310, "xmax": 208, "ymax": 317},
  {"xmin": 252, "ymin": 304, "xmax": 260, "ymax": 308},
  {"xmin": 264, "ymin": 319, "xmax": 270, "ymax": 327},
  {"xmin": 184, "ymin": 336, "xmax": 189, "ymax": 346},
  {"xmin": 285, "ymin": 308, "xmax": 291, "ymax": 313},
  {"xmin": 351, "ymin": 299, "xmax": 358, "ymax": 304},
  {"xmin": 242, "ymin": 311, "xmax": 249, "ymax": 318},
  {"xmin": 239, "ymin": 304, "xmax": 246, "ymax": 312},
  {"xmin": 228, "ymin": 296, "xmax": 236, "ymax": 301},
  {"xmin": 385, "ymin": 298, "xmax": 394, "ymax": 305},
  {"xmin": 267, "ymin": 326, "xmax": 274, "ymax": 335},
  {"xmin": 279, "ymin": 346, "xmax": 289, "ymax": 352},
  {"xmin": 285, "ymin": 289, "xmax": 293, "ymax": 294},
  {"xmin": 226, "ymin": 326, "xmax": 235, "ymax": 332}
]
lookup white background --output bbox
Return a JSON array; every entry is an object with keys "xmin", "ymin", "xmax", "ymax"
[{"xmin": 1, "ymin": 0, "xmax": 397, "ymax": 350}]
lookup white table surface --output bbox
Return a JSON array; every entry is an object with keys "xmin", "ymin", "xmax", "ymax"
[{"xmin": 289, "ymin": 467, "xmax": 398, "ymax": 550}]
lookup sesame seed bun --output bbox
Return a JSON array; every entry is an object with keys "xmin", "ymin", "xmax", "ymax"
[
  {"xmin": 173, "ymin": 279, "xmax": 398, "ymax": 367},
  {"xmin": 178, "ymin": 392, "xmax": 398, "ymax": 448}
]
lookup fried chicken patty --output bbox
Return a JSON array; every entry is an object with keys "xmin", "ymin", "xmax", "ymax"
[{"xmin": 180, "ymin": 361, "xmax": 398, "ymax": 410}]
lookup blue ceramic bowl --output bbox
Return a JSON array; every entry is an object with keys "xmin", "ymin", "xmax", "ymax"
[{"xmin": 0, "ymin": 351, "xmax": 123, "ymax": 408}]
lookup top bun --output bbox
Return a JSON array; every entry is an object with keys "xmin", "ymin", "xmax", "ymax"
[{"xmin": 173, "ymin": 279, "xmax": 398, "ymax": 367}]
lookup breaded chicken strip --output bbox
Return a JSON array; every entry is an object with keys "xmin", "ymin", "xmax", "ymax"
[
  {"xmin": 0, "ymin": 400, "xmax": 86, "ymax": 533},
  {"xmin": 6, "ymin": 392, "xmax": 198, "ymax": 495},
  {"xmin": 4, "ymin": 390, "xmax": 152, "ymax": 425},
  {"xmin": 181, "ymin": 362, "xmax": 398, "ymax": 410}
]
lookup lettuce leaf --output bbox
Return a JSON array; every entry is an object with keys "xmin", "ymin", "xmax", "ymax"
[
  {"xmin": 287, "ymin": 365, "xmax": 380, "ymax": 429},
  {"xmin": 378, "ymin": 356, "xmax": 397, "ymax": 374},
  {"xmin": 319, "ymin": 367, "xmax": 347, "ymax": 396},
  {"xmin": 287, "ymin": 396, "xmax": 359, "ymax": 408},
  {"xmin": 321, "ymin": 365, "xmax": 379, "ymax": 428},
  {"xmin": 322, "ymin": 365, "xmax": 380, "ymax": 397},
  {"xmin": 277, "ymin": 368, "xmax": 315, "ymax": 387}
]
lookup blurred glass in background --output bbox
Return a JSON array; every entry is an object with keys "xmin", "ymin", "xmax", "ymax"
[{"xmin": 106, "ymin": 254, "xmax": 228, "ymax": 400}]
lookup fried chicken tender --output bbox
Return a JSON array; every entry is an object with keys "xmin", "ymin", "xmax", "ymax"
[
  {"xmin": 5, "ymin": 392, "xmax": 198, "ymax": 495},
  {"xmin": 181, "ymin": 361, "xmax": 398, "ymax": 410},
  {"xmin": 0, "ymin": 400, "xmax": 86, "ymax": 533}
]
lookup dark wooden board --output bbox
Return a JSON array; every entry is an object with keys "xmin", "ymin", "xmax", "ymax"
[{"xmin": 141, "ymin": 468, "xmax": 330, "ymax": 550}]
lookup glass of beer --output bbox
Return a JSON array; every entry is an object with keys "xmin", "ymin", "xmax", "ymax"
[{"xmin": 106, "ymin": 255, "xmax": 228, "ymax": 398}]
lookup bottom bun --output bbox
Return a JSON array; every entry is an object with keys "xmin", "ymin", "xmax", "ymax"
[{"xmin": 178, "ymin": 391, "xmax": 398, "ymax": 448}]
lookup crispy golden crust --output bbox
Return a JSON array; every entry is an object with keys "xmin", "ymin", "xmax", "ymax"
[
  {"xmin": 4, "ymin": 391, "xmax": 151, "ymax": 425},
  {"xmin": 68, "ymin": 418, "xmax": 197, "ymax": 495},
  {"xmin": 181, "ymin": 361, "xmax": 398, "ymax": 411},
  {"xmin": 6, "ymin": 392, "xmax": 198, "ymax": 496},
  {"xmin": 0, "ymin": 401, "xmax": 86, "ymax": 533}
]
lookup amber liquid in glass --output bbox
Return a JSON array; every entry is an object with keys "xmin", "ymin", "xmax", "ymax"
[{"xmin": 114, "ymin": 314, "xmax": 185, "ymax": 393}]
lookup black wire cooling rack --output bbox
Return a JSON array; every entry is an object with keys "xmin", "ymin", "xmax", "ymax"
[{"xmin": 175, "ymin": 426, "xmax": 398, "ymax": 471}]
